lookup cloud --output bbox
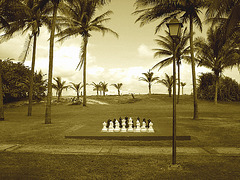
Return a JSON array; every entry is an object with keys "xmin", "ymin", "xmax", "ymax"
[{"xmin": 137, "ymin": 44, "xmax": 153, "ymax": 58}]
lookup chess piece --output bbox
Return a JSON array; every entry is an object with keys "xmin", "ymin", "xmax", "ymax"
[
  {"xmin": 107, "ymin": 119, "xmax": 111, "ymax": 128},
  {"xmin": 128, "ymin": 117, "xmax": 134, "ymax": 132},
  {"xmin": 135, "ymin": 119, "xmax": 141, "ymax": 132},
  {"xmin": 121, "ymin": 119, "xmax": 127, "ymax": 132},
  {"xmin": 141, "ymin": 121, "xmax": 147, "ymax": 132},
  {"xmin": 114, "ymin": 119, "xmax": 120, "ymax": 132},
  {"xmin": 125, "ymin": 116, "xmax": 129, "ymax": 128},
  {"xmin": 108, "ymin": 120, "xmax": 114, "ymax": 132},
  {"xmin": 147, "ymin": 119, "xmax": 151, "ymax": 128},
  {"xmin": 148, "ymin": 122, "xmax": 154, "ymax": 133},
  {"xmin": 113, "ymin": 118, "xmax": 116, "ymax": 128},
  {"xmin": 101, "ymin": 122, "xmax": 107, "ymax": 132},
  {"xmin": 119, "ymin": 117, "xmax": 122, "ymax": 128}
]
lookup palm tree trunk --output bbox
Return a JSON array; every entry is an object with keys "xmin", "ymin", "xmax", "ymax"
[
  {"xmin": 0, "ymin": 60, "xmax": 4, "ymax": 121},
  {"xmin": 77, "ymin": 91, "xmax": 79, "ymax": 100},
  {"xmin": 168, "ymin": 88, "xmax": 171, "ymax": 97},
  {"xmin": 190, "ymin": 14, "xmax": 199, "ymax": 120},
  {"xmin": 82, "ymin": 35, "xmax": 88, "ymax": 106},
  {"xmin": 57, "ymin": 91, "xmax": 60, "ymax": 102},
  {"xmin": 182, "ymin": 86, "xmax": 184, "ymax": 95},
  {"xmin": 149, "ymin": 83, "xmax": 151, "ymax": 95},
  {"xmin": 214, "ymin": 77, "xmax": 219, "ymax": 104},
  {"xmin": 177, "ymin": 62, "xmax": 181, "ymax": 104},
  {"xmin": 28, "ymin": 33, "xmax": 37, "ymax": 116},
  {"xmin": 118, "ymin": 89, "xmax": 120, "ymax": 96},
  {"xmin": 45, "ymin": 2, "xmax": 58, "ymax": 124}
]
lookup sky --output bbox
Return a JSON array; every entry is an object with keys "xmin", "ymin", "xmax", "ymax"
[{"xmin": 0, "ymin": 0, "xmax": 239, "ymax": 96}]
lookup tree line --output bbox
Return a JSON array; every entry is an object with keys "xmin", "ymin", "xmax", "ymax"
[
  {"xmin": 0, "ymin": 0, "xmax": 118, "ymax": 123},
  {"xmin": 52, "ymin": 78, "xmax": 123, "ymax": 101},
  {"xmin": 0, "ymin": 0, "xmax": 239, "ymax": 123},
  {"xmin": 134, "ymin": 0, "xmax": 240, "ymax": 120},
  {"xmin": 0, "ymin": 59, "xmax": 46, "ymax": 104}
]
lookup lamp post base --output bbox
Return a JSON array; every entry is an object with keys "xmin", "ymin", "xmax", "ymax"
[{"xmin": 168, "ymin": 164, "xmax": 182, "ymax": 170}]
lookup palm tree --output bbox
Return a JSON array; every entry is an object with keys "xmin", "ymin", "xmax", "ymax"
[
  {"xmin": 52, "ymin": 77, "xmax": 69, "ymax": 102},
  {"xmin": 158, "ymin": 73, "xmax": 174, "ymax": 97},
  {"xmin": 205, "ymin": 0, "xmax": 240, "ymax": 43},
  {"xmin": 139, "ymin": 70, "xmax": 159, "ymax": 95},
  {"xmin": 92, "ymin": 82, "xmax": 102, "ymax": 96},
  {"xmin": 111, "ymin": 83, "xmax": 123, "ymax": 96},
  {"xmin": 152, "ymin": 28, "xmax": 190, "ymax": 103},
  {"xmin": 134, "ymin": 0, "xmax": 205, "ymax": 119},
  {"xmin": 100, "ymin": 81, "xmax": 108, "ymax": 96},
  {"xmin": 194, "ymin": 27, "xmax": 240, "ymax": 104},
  {"xmin": 1, "ymin": 0, "xmax": 52, "ymax": 116},
  {"xmin": 0, "ymin": 59, "xmax": 4, "ymax": 120},
  {"xmin": 70, "ymin": 82, "xmax": 83, "ymax": 100},
  {"xmin": 56, "ymin": 0, "xmax": 118, "ymax": 106},
  {"xmin": 180, "ymin": 82, "xmax": 186, "ymax": 95},
  {"xmin": 43, "ymin": 0, "xmax": 61, "ymax": 123}
]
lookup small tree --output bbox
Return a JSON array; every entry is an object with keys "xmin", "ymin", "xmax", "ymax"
[
  {"xmin": 111, "ymin": 83, "xmax": 123, "ymax": 96},
  {"xmin": 92, "ymin": 82, "xmax": 102, "ymax": 96},
  {"xmin": 100, "ymin": 81, "xmax": 108, "ymax": 96},
  {"xmin": 158, "ymin": 73, "xmax": 173, "ymax": 97},
  {"xmin": 52, "ymin": 77, "xmax": 68, "ymax": 102},
  {"xmin": 70, "ymin": 82, "xmax": 83, "ymax": 100},
  {"xmin": 180, "ymin": 82, "xmax": 186, "ymax": 95},
  {"xmin": 139, "ymin": 70, "xmax": 159, "ymax": 95}
]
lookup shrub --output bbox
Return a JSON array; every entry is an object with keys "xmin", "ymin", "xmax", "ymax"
[
  {"xmin": 197, "ymin": 73, "xmax": 240, "ymax": 102},
  {"xmin": 1, "ymin": 60, "xmax": 46, "ymax": 103}
]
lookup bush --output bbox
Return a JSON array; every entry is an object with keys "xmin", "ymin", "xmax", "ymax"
[
  {"xmin": 1, "ymin": 60, "xmax": 47, "ymax": 103},
  {"xmin": 197, "ymin": 73, "xmax": 240, "ymax": 102}
]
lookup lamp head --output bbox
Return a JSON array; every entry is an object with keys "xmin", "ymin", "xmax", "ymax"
[{"xmin": 166, "ymin": 16, "xmax": 183, "ymax": 38}]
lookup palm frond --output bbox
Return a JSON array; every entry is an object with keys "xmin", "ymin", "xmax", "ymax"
[{"xmin": 18, "ymin": 33, "xmax": 33, "ymax": 63}]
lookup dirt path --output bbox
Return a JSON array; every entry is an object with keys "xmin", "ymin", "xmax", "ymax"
[
  {"xmin": 87, "ymin": 99, "xmax": 109, "ymax": 105},
  {"xmin": 1, "ymin": 144, "xmax": 240, "ymax": 156}
]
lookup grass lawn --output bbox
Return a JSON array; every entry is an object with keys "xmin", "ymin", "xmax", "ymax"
[
  {"xmin": 1, "ymin": 94, "xmax": 240, "ymax": 147},
  {"xmin": 0, "ymin": 152, "xmax": 240, "ymax": 179},
  {"xmin": 0, "ymin": 94, "xmax": 240, "ymax": 179}
]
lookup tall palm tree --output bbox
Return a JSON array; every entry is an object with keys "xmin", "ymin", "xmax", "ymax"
[
  {"xmin": 134, "ymin": 0, "xmax": 205, "ymax": 119},
  {"xmin": 1, "ymin": 0, "xmax": 52, "ymax": 116},
  {"xmin": 111, "ymin": 83, "xmax": 123, "ymax": 96},
  {"xmin": 158, "ymin": 73, "xmax": 174, "ymax": 97},
  {"xmin": 180, "ymin": 82, "xmax": 186, "ymax": 95},
  {"xmin": 56, "ymin": 0, "xmax": 118, "ymax": 106},
  {"xmin": 44, "ymin": 0, "xmax": 60, "ymax": 124},
  {"xmin": 92, "ymin": 82, "xmax": 102, "ymax": 96},
  {"xmin": 100, "ymin": 81, "xmax": 108, "ymax": 96},
  {"xmin": 194, "ymin": 27, "xmax": 240, "ymax": 104},
  {"xmin": 52, "ymin": 77, "xmax": 69, "ymax": 102},
  {"xmin": 139, "ymin": 70, "xmax": 159, "ymax": 95},
  {"xmin": 70, "ymin": 82, "xmax": 83, "ymax": 100},
  {"xmin": 152, "ymin": 28, "xmax": 190, "ymax": 103},
  {"xmin": 205, "ymin": 0, "xmax": 240, "ymax": 43},
  {"xmin": 0, "ymin": 59, "xmax": 4, "ymax": 120}
]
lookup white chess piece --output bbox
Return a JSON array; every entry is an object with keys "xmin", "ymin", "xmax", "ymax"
[
  {"xmin": 148, "ymin": 122, "xmax": 154, "ymax": 133},
  {"xmin": 135, "ymin": 120, "xmax": 141, "ymax": 132},
  {"xmin": 121, "ymin": 119, "xmax": 127, "ymax": 132},
  {"xmin": 108, "ymin": 121, "xmax": 114, "ymax": 132},
  {"xmin": 114, "ymin": 119, "xmax": 120, "ymax": 132},
  {"xmin": 141, "ymin": 121, "xmax": 147, "ymax": 132},
  {"xmin": 128, "ymin": 117, "xmax": 133, "ymax": 132},
  {"xmin": 101, "ymin": 122, "xmax": 107, "ymax": 132}
]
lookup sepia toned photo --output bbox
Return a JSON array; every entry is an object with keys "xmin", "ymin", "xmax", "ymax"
[{"xmin": 0, "ymin": 0, "xmax": 239, "ymax": 179}]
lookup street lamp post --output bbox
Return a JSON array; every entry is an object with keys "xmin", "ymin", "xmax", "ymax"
[{"xmin": 166, "ymin": 16, "xmax": 183, "ymax": 166}]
